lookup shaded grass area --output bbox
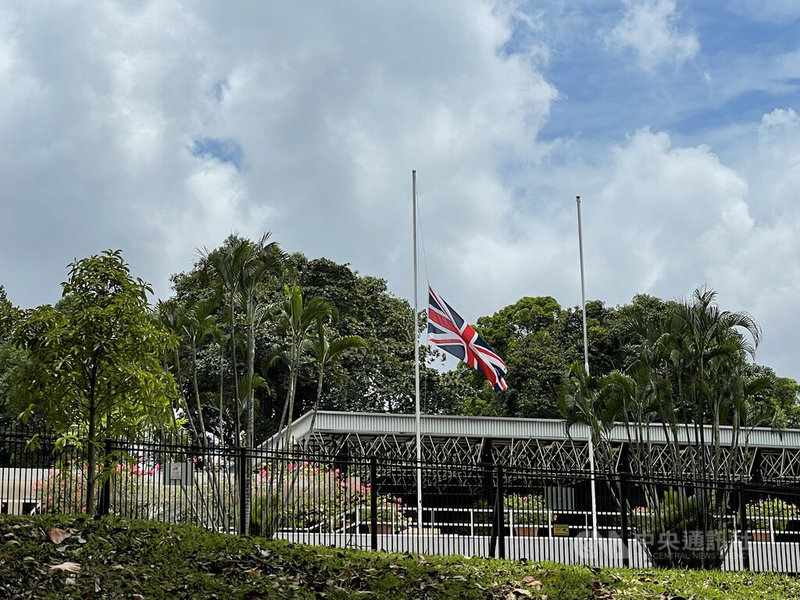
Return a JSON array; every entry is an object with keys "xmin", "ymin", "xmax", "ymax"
[{"xmin": 0, "ymin": 514, "xmax": 798, "ymax": 599}]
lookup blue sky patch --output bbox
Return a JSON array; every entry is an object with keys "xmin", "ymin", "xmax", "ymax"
[{"xmin": 192, "ymin": 137, "xmax": 244, "ymax": 170}]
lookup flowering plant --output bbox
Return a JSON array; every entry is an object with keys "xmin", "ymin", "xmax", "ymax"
[
  {"xmin": 361, "ymin": 493, "xmax": 410, "ymax": 530},
  {"xmin": 504, "ymin": 493, "xmax": 554, "ymax": 526},
  {"xmin": 252, "ymin": 462, "xmax": 369, "ymax": 534},
  {"xmin": 746, "ymin": 497, "xmax": 798, "ymax": 531}
]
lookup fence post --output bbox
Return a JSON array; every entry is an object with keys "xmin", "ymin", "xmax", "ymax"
[
  {"xmin": 98, "ymin": 438, "xmax": 113, "ymax": 516},
  {"xmin": 238, "ymin": 446, "xmax": 247, "ymax": 536},
  {"xmin": 495, "ymin": 465, "xmax": 505, "ymax": 560},
  {"xmin": 739, "ymin": 483, "xmax": 750, "ymax": 571},
  {"xmin": 619, "ymin": 472, "xmax": 630, "ymax": 567},
  {"xmin": 370, "ymin": 457, "xmax": 378, "ymax": 551}
]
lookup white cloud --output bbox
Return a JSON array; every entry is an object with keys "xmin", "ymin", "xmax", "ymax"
[
  {"xmin": 607, "ymin": 0, "xmax": 700, "ymax": 71},
  {"xmin": 3, "ymin": 1, "xmax": 800, "ymax": 385},
  {"xmin": 0, "ymin": 1, "xmax": 556, "ymax": 311}
]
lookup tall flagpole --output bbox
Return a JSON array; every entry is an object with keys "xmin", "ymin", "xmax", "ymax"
[
  {"xmin": 576, "ymin": 196, "xmax": 590, "ymax": 376},
  {"xmin": 576, "ymin": 195, "xmax": 599, "ymax": 541},
  {"xmin": 413, "ymin": 170, "xmax": 423, "ymax": 531}
]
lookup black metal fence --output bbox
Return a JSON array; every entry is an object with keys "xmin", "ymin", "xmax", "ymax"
[{"xmin": 2, "ymin": 426, "xmax": 800, "ymax": 573}]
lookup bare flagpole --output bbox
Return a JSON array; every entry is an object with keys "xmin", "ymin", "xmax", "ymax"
[
  {"xmin": 576, "ymin": 195, "xmax": 599, "ymax": 541},
  {"xmin": 413, "ymin": 170, "xmax": 423, "ymax": 532}
]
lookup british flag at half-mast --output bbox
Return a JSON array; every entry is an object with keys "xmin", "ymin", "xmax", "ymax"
[{"xmin": 427, "ymin": 286, "xmax": 508, "ymax": 391}]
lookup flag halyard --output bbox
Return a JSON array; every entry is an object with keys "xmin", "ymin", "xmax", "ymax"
[{"xmin": 427, "ymin": 286, "xmax": 508, "ymax": 391}]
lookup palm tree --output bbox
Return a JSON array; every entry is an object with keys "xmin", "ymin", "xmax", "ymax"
[
  {"xmin": 202, "ymin": 235, "xmax": 285, "ymax": 448},
  {"xmin": 303, "ymin": 316, "xmax": 365, "ymax": 453},
  {"xmin": 202, "ymin": 238, "xmax": 253, "ymax": 441},
  {"xmin": 668, "ymin": 288, "xmax": 761, "ymax": 478},
  {"xmin": 268, "ymin": 284, "xmax": 337, "ymax": 451},
  {"xmin": 183, "ymin": 297, "xmax": 221, "ymax": 444},
  {"xmin": 156, "ymin": 299, "xmax": 193, "ymax": 436},
  {"xmin": 236, "ymin": 234, "xmax": 285, "ymax": 450}
]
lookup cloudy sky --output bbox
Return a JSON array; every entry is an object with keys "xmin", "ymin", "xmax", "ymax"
[{"xmin": 2, "ymin": 1, "xmax": 800, "ymax": 381}]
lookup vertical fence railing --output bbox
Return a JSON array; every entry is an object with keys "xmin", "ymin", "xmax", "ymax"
[{"xmin": 4, "ymin": 427, "xmax": 800, "ymax": 573}]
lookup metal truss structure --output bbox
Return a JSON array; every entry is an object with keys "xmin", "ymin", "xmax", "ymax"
[{"xmin": 267, "ymin": 411, "xmax": 800, "ymax": 492}]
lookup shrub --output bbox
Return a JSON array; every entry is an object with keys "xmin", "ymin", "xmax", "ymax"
[
  {"xmin": 504, "ymin": 493, "xmax": 554, "ymax": 526},
  {"xmin": 746, "ymin": 497, "xmax": 798, "ymax": 531},
  {"xmin": 361, "ymin": 493, "xmax": 410, "ymax": 531},
  {"xmin": 252, "ymin": 462, "xmax": 368, "ymax": 533}
]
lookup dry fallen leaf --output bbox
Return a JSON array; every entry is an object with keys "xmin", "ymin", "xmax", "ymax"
[
  {"xmin": 50, "ymin": 562, "xmax": 81, "ymax": 573},
  {"xmin": 45, "ymin": 529, "xmax": 72, "ymax": 544},
  {"xmin": 523, "ymin": 576, "xmax": 543, "ymax": 589}
]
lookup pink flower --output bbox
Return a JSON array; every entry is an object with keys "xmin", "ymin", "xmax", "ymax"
[
  {"xmin": 155, "ymin": 463, "xmax": 161, "ymax": 472},
  {"xmin": 147, "ymin": 469, "xmax": 154, "ymax": 476},
  {"xmin": 47, "ymin": 495, "xmax": 53, "ymax": 501},
  {"xmin": 259, "ymin": 469, "xmax": 268, "ymax": 479},
  {"xmin": 397, "ymin": 497, "xmax": 403, "ymax": 504},
  {"xmin": 192, "ymin": 457, "xmax": 198, "ymax": 463},
  {"xmin": 288, "ymin": 464, "xmax": 295, "ymax": 471}
]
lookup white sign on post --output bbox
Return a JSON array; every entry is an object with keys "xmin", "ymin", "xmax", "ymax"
[{"xmin": 169, "ymin": 463, "xmax": 183, "ymax": 481}]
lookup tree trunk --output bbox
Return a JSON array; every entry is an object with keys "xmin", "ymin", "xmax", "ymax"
[
  {"xmin": 218, "ymin": 342, "xmax": 225, "ymax": 444},
  {"xmin": 191, "ymin": 344, "xmax": 207, "ymax": 442},
  {"xmin": 302, "ymin": 366, "xmax": 325, "ymax": 455},
  {"xmin": 86, "ymin": 409, "xmax": 97, "ymax": 516},
  {"xmin": 241, "ymin": 311, "xmax": 256, "ymax": 537}
]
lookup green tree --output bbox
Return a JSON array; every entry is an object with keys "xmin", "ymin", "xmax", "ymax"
[
  {"xmin": 0, "ymin": 286, "xmax": 18, "ymax": 342},
  {"xmin": 0, "ymin": 287, "xmax": 27, "ymax": 424},
  {"xmin": 236, "ymin": 234, "xmax": 285, "ymax": 450},
  {"xmin": 269, "ymin": 284, "xmax": 337, "ymax": 450},
  {"xmin": 304, "ymin": 315, "xmax": 366, "ymax": 449},
  {"xmin": 14, "ymin": 250, "xmax": 178, "ymax": 514},
  {"xmin": 560, "ymin": 289, "xmax": 793, "ymax": 568}
]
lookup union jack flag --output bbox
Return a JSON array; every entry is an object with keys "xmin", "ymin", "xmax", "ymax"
[{"xmin": 427, "ymin": 286, "xmax": 508, "ymax": 391}]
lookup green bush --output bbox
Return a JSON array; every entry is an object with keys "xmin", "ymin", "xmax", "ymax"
[
  {"xmin": 504, "ymin": 493, "xmax": 554, "ymax": 526},
  {"xmin": 252, "ymin": 461, "xmax": 368, "ymax": 533},
  {"xmin": 361, "ymin": 492, "xmax": 411, "ymax": 531},
  {"xmin": 746, "ymin": 497, "xmax": 798, "ymax": 531}
]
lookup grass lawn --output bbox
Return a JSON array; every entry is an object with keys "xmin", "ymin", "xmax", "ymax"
[{"xmin": 1, "ymin": 514, "xmax": 798, "ymax": 599}]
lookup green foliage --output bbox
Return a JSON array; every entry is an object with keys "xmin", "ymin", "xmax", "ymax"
[
  {"xmin": 0, "ymin": 286, "xmax": 19, "ymax": 343},
  {"xmin": 15, "ymin": 250, "xmax": 178, "ymax": 435},
  {"xmin": 633, "ymin": 490, "xmax": 701, "ymax": 535},
  {"xmin": 3, "ymin": 514, "xmax": 800, "ymax": 599},
  {"xmin": 168, "ymin": 247, "xmax": 428, "ymax": 443},
  {"xmin": 12, "ymin": 250, "xmax": 179, "ymax": 513},
  {"xmin": 503, "ymin": 493, "xmax": 554, "ymax": 526},
  {"xmin": 746, "ymin": 497, "xmax": 799, "ymax": 531},
  {"xmin": 252, "ymin": 461, "xmax": 368, "ymax": 534},
  {"xmin": 362, "ymin": 492, "xmax": 411, "ymax": 531}
]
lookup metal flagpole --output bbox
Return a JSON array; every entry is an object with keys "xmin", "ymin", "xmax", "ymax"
[
  {"xmin": 576, "ymin": 195, "xmax": 599, "ymax": 541},
  {"xmin": 413, "ymin": 170, "xmax": 423, "ymax": 532}
]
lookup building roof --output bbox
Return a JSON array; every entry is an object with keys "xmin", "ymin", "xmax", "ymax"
[{"xmin": 265, "ymin": 410, "xmax": 800, "ymax": 450}]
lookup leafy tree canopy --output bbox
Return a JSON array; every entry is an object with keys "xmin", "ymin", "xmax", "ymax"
[{"xmin": 12, "ymin": 250, "xmax": 179, "ymax": 512}]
